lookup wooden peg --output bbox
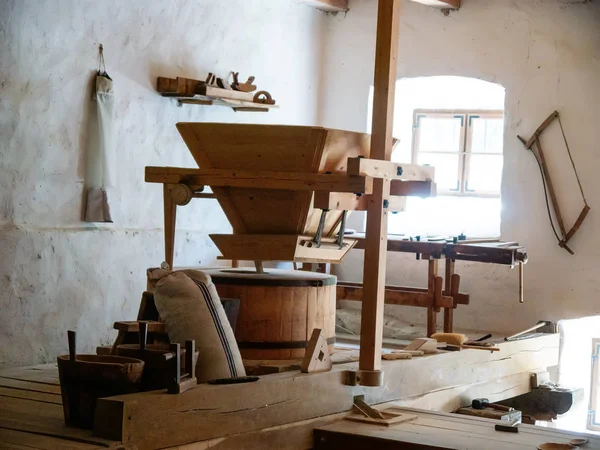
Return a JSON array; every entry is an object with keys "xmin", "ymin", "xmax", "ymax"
[
  {"xmin": 185, "ymin": 340, "xmax": 195, "ymax": 379},
  {"xmin": 68, "ymin": 330, "xmax": 76, "ymax": 362},
  {"xmin": 139, "ymin": 321, "xmax": 148, "ymax": 351},
  {"xmin": 301, "ymin": 328, "xmax": 332, "ymax": 373},
  {"xmin": 518, "ymin": 261, "xmax": 524, "ymax": 303}
]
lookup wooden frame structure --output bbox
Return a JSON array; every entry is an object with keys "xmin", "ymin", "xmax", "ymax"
[
  {"xmin": 144, "ymin": 1, "xmax": 431, "ymax": 390},
  {"xmin": 339, "ymin": 235, "xmax": 527, "ymax": 336}
]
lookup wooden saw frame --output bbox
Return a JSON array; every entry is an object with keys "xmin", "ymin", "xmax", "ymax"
[{"xmin": 518, "ymin": 111, "xmax": 590, "ymax": 255}]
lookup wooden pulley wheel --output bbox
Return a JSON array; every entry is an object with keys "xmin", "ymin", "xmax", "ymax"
[
  {"xmin": 253, "ymin": 90, "xmax": 276, "ymax": 105},
  {"xmin": 170, "ymin": 184, "xmax": 193, "ymax": 206}
]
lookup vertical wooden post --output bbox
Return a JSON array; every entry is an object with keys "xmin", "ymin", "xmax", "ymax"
[
  {"xmin": 163, "ymin": 184, "xmax": 177, "ymax": 269},
  {"xmin": 443, "ymin": 259, "xmax": 455, "ymax": 333},
  {"xmin": 357, "ymin": 0, "xmax": 401, "ymax": 386},
  {"xmin": 427, "ymin": 259, "xmax": 439, "ymax": 337}
]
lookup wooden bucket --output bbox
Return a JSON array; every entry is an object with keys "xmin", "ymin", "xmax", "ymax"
[
  {"xmin": 57, "ymin": 355, "xmax": 144, "ymax": 428},
  {"xmin": 203, "ymin": 268, "xmax": 337, "ymax": 360},
  {"xmin": 116, "ymin": 344, "xmax": 199, "ymax": 391}
]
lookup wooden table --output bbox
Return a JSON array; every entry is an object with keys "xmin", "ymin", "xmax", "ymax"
[
  {"xmin": 0, "ymin": 334, "xmax": 560, "ymax": 449},
  {"xmin": 0, "ymin": 364, "xmax": 121, "ymax": 449},
  {"xmin": 314, "ymin": 407, "xmax": 600, "ymax": 449}
]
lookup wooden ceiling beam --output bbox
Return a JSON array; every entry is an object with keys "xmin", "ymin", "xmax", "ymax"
[
  {"xmin": 298, "ymin": 0, "xmax": 349, "ymax": 12},
  {"xmin": 410, "ymin": 0, "xmax": 460, "ymax": 9}
]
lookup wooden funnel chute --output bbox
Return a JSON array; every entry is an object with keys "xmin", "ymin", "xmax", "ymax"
[
  {"xmin": 177, "ymin": 123, "xmax": 374, "ymax": 237},
  {"xmin": 145, "ymin": 123, "xmax": 436, "ymax": 266}
]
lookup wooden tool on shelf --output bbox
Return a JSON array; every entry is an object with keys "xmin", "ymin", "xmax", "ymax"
[{"xmin": 517, "ymin": 110, "xmax": 590, "ymax": 255}]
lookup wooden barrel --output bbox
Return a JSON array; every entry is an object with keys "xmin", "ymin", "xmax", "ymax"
[{"xmin": 203, "ymin": 268, "xmax": 337, "ymax": 360}]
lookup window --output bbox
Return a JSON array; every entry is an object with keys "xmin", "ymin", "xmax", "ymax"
[
  {"xmin": 412, "ymin": 110, "xmax": 504, "ymax": 197},
  {"xmin": 365, "ymin": 76, "xmax": 506, "ymax": 238}
]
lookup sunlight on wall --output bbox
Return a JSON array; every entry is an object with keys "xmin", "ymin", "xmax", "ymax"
[
  {"xmin": 367, "ymin": 76, "xmax": 506, "ymax": 237},
  {"xmin": 555, "ymin": 316, "xmax": 600, "ymax": 433}
]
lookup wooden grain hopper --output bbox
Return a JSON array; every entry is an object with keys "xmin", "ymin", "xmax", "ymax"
[
  {"xmin": 177, "ymin": 123, "xmax": 374, "ymax": 234},
  {"xmin": 177, "ymin": 123, "xmax": 378, "ymax": 263},
  {"xmin": 146, "ymin": 123, "xmax": 434, "ymax": 265}
]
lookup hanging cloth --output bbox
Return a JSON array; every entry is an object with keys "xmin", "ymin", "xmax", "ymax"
[{"xmin": 85, "ymin": 44, "xmax": 115, "ymax": 222}]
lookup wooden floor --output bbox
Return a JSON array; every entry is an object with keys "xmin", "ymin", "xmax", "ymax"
[
  {"xmin": 0, "ymin": 364, "xmax": 121, "ymax": 449},
  {"xmin": 315, "ymin": 407, "xmax": 600, "ymax": 449}
]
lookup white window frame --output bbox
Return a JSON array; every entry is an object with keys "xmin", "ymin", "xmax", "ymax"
[
  {"xmin": 589, "ymin": 338, "xmax": 600, "ymax": 431},
  {"xmin": 411, "ymin": 109, "xmax": 504, "ymax": 198}
]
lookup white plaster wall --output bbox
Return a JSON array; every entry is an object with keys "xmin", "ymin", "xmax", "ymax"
[
  {"xmin": 320, "ymin": 0, "xmax": 600, "ymax": 335},
  {"xmin": 0, "ymin": 0, "xmax": 324, "ymax": 366}
]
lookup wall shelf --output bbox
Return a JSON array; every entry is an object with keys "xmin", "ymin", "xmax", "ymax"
[{"xmin": 158, "ymin": 76, "xmax": 278, "ymax": 112}]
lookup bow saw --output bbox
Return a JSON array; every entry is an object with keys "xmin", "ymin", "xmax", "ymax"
[{"xmin": 518, "ymin": 110, "xmax": 590, "ymax": 255}]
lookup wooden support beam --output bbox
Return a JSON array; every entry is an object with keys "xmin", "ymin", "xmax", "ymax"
[
  {"xmin": 92, "ymin": 335, "xmax": 559, "ymax": 448},
  {"xmin": 298, "ymin": 0, "xmax": 348, "ymax": 12},
  {"xmin": 347, "ymin": 158, "xmax": 434, "ymax": 181},
  {"xmin": 443, "ymin": 259, "xmax": 455, "ymax": 333},
  {"xmin": 358, "ymin": 0, "xmax": 401, "ymax": 385},
  {"xmin": 163, "ymin": 184, "xmax": 176, "ymax": 268},
  {"xmin": 314, "ymin": 192, "xmax": 407, "ymax": 212},
  {"xmin": 338, "ymin": 281, "xmax": 470, "ymax": 306},
  {"xmin": 145, "ymin": 167, "xmax": 372, "ymax": 194},
  {"xmin": 410, "ymin": 0, "xmax": 460, "ymax": 9},
  {"xmin": 210, "ymin": 234, "xmax": 356, "ymax": 263},
  {"xmin": 427, "ymin": 259, "xmax": 439, "ymax": 337},
  {"xmin": 337, "ymin": 284, "xmax": 454, "ymax": 308},
  {"xmin": 390, "ymin": 180, "xmax": 436, "ymax": 197}
]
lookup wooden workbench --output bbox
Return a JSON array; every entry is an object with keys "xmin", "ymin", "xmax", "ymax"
[
  {"xmin": 314, "ymin": 407, "xmax": 600, "ymax": 449},
  {"xmin": 0, "ymin": 334, "xmax": 559, "ymax": 449}
]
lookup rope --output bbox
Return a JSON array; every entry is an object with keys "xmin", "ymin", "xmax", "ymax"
[
  {"xmin": 530, "ymin": 147, "xmax": 561, "ymax": 243},
  {"xmin": 557, "ymin": 115, "xmax": 588, "ymax": 206}
]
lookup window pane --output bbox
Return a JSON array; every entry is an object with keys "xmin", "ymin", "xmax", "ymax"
[
  {"xmin": 418, "ymin": 116, "xmax": 463, "ymax": 153},
  {"xmin": 418, "ymin": 153, "xmax": 459, "ymax": 191},
  {"xmin": 470, "ymin": 116, "xmax": 503, "ymax": 154},
  {"xmin": 466, "ymin": 154, "xmax": 503, "ymax": 193},
  {"xmin": 388, "ymin": 197, "xmax": 501, "ymax": 238}
]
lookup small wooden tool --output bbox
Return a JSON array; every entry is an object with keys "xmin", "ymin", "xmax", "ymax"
[
  {"xmin": 253, "ymin": 90, "xmax": 276, "ymax": 105},
  {"xmin": 168, "ymin": 340, "xmax": 197, "ymax": 394},
  {"xmin": 301, "ymin": 328, "xmax": 332, "ymax": 373}
]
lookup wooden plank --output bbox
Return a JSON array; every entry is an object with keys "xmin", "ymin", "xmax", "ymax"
[
  {"xmin": 338, "ymin": 280, "xmax": 470, "ymax": 306},
  {"xmin": 145, "ymin": 167, "xmax": 372, "ymax": 194},
  {"xmin": 0, "ymin": 386, "xmax": 62, "ymax": 404},
  {"xmin": 443, "ymin": 259, "xmax": 455, "ymax": 333},
  {"xmin": 0, "ymin": 396, "xmax": 118, "ymax": 448},
  {"xmin": 347, "ymin": 158, "xmax": 434, "ymax": 181},
  {"xmin": 113, "ymin": 321, "xmax": 165, "ymax": 333},
  {"xmin": 358, "ymin": 0, "xmax": 401, "ymax": 381},
  {"xmin": 314, "ymin": 192, "xmax": 406, "ymax": 212},
  {"xmin": 0, "ymin": 428, "xmax": 103, "ymax": 450},
  {"xmin": 389, "ymin": 180, "xmax": 436, "ymax": 197},
  {"xmin": 210, "ymin": 234, "xmax": 356, "ymax": 263},
  {"xmin": 427, "ymin": 260, "xmax": 438, "ymax": 337},
  {"xmin": 0, "ymin": 377, "xmax": 61, "ymax": 395},
  {"xmin": 410, "ymin": 0, "xmax": 460, "ymax": 8},
  {"xmin": 297, "ymin": 0, "xmax": 348, "ymax": 12},
  {"xmin": 336, "ymin": 285, "xmax": 453, "ymax": 308},
  {"xmin": 315, "ymin": 406, "xmax": 600, "ymax": 450},
  {"xmin": 93, "ymin": 334, "xmax": 559, "ymax": 448}
]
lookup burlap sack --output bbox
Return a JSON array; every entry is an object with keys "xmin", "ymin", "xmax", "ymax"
[{"xmin": 154, "ymin": 270, "xmax": 246, "ymax": 382}]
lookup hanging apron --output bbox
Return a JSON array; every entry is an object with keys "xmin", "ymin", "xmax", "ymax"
[{"xmin": 85, "ymin": 51, "xmax": 115, "ymax": 223}]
